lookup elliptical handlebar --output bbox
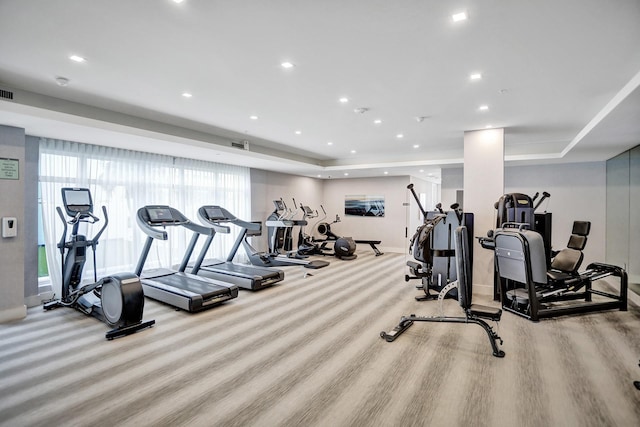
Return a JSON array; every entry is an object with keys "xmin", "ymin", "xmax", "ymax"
[{"xmin": 91, "ymin": 206, "xmax": 109, "ymax": 246}]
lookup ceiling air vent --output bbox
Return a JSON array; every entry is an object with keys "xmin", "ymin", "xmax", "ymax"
[
  {"xmin": 231, "ymin": 140, "xmax": 250, "ymax": 151},
  {"xmin": 0, "ymin": 88, "xmax": 14, "ymax": 100}
]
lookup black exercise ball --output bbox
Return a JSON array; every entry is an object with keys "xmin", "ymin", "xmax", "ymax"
[{"xmin": 335, "ymin": 237, "xmax": 357, "ymax": 260}]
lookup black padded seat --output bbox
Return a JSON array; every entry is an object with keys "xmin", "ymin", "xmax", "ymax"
[
  {"xmin": 549, "ymin": 248, "xmax": 583, "ymax": 276},
  {"xmin": 571, "ymin": 221, "xmax": 591, "ymax": 239},
  {"xmin": 468, "ymin": 304, "xmax": 502, "ymax": 321},
  {"xmin": 548, "ymin": 221, "xmax": 590, "ymax": 282}
]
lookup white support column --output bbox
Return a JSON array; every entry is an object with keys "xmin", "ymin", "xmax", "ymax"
[{"xmin": 463, "ymin": 128, "xmax": 504, "ymax": 291}]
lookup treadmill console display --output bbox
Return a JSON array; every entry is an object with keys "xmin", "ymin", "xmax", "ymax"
[
  {"xmin": 146, "ymin": 207, "xmax": 174, "ymax": 223},
  {"xmin": 205, "ymin": 207, "xmax": 226, "ymax": 221}
]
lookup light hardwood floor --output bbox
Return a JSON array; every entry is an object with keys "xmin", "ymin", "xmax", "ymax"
[{"xmin": 1, "ymin": 251, "xmax": 639, "ymax": 426}]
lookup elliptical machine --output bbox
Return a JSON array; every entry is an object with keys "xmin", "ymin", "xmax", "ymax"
[{"xmin": 43, "ymin": 187, "xmax": 155, "ymax": 340}]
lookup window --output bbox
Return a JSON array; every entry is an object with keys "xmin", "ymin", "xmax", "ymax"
[{"xmin": 39, "ymin": 139, "xmax": 251, "ymax": 296}]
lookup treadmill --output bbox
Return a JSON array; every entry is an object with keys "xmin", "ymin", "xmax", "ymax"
[
  {"xmin": 135, "ymin": 205, "xmax": 239, "ymax": 312},
  {"xmin": 185, "ymin": 205, "xmax": 285, "ymax": 290}
]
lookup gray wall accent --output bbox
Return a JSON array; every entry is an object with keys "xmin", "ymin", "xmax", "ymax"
[
  {"xmin": 606, "ymin": 144, "xmax": 639, "ymax": 286},
  {"xmin": 0, "ymin": 125, "xmax": 27, "ymax": 322},
  {"xmin": 631, "ymin": 146, "xmax": 640, "ymax": 285},
  {"xmin": 24, "ymin": 135, "xmax": 42, "ymax": 305}
]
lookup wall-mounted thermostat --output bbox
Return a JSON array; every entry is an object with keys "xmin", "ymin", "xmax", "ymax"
[{"xmin": 2, "ymin": 217, "xmax": 17, "ymax": 238}]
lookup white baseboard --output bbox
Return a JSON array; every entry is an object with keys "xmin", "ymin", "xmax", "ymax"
[{"xmin": 0, "ymin": 305, "xmax": 27, "ymax": 323}]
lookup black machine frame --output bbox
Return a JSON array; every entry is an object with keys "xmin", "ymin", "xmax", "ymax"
[
  {"xmin": 494, "ymin": 225, "xmax": 627, "ymax": 321},
  {"xmin": 44, "ymin": 187, "xmax": 154, "ymax": 340},
  {"xmin": 381, "ymin": 225, "xmax": 505, "ymax": 358},
  {"xmin": 135, "ymin": 205, "xmax": 239, "ymax": 312},
  {"xmin": 186, "ymin": 205, "xmax": 285, "ymax": 290},
  {"xmin": 405, "ymin": 183, "xmax": 474, "ymax": 301}
]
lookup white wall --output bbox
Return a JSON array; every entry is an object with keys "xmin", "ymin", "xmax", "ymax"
[
  {"xmin": 441, "ymin": 161, "xmax": 607, "ymax": 268},
  {"xmin": 250, "ymin": 169, "xmax": 324, "ymax": 252},
  {"xmin": 322, "ymin": 176, "xmax": 410, "ymax": 253},
  {"xmin": 505, "ymin": 161, "xmax": 606, "ymax": 266},
  {"xmin": 251, "ymin": 171, "xmax": 412, "ymax": 254},
  {"xmin": 441, "ymin": 168, "xmax": 463, "ymax": 208},
  {"xmin": 464, "ymin": 129, "xmax": 505, "ymax": 288}
]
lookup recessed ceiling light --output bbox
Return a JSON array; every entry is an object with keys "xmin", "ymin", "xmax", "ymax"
[
  {"xmin": 327, "ymin": 141, "xmax": 333, "ymax": 145},
  {"xmin": 419, "ymin": 169, "xmax": 424, "ymax": 173},
  {"xmin": 428, "ymin": 173, "xmax": 434, "ymax": 177},
  {"xmin": 413, "ymin": 144, "xmax": 420, "ymax": 149},
  {"xmin": 470, "ymin": 73, "xmax": 482, "ymax": 80},
  {"xmin": 295, "ymin": 130, "xmax": 302, "ymax": 135},
  {"xmin": 339, "ymin": 97, "xmax": 349, "ymax": 103},
  {"xmin": 350, "ymin": 150, "xmax": 356, "ymax": 154},
  {"xmin": 396, "ymin": 133, "xmax": 404, "ymax": 139},
  {"xmin": 173, "ymin": 0, "xmax": 185, "ymax": 3},
  {"xmin": 344, "ymin": 172, "xmax": 349, "ymax": 176},
  {"xmin": 479, "ymin": 105, "xmax": 489, "ymax": 111},
  {"xmin": 317, "ymin": 174, "xmax": 321, "ymax": 178},
  {"xmin": 452, "ymin": 11, "xmax": 468, "ymax": 22},
  {"xmin": 281, "ymin": 61, "xmax": 295, "ymax": 69},
  {"xmin": 55, "ymin": 77, "xmax": 69, "ymax": 87},
  {"xmin": 249, "ymin": 115, "xmax": 258, "ymax": 120},
  {"xmin": 384, "ymin": 171, "xmax": 389, "ymax": 175},
  {"xmin": 374, "ymin": 119, "xmax": 382, "ymax": 124},
  {"xmin": 69, "ymin": 55, "xmax": 86, "ymax": 63},
  {"xmin": 182, "ymin": 92, "xmax": 192, "ymax": 98},
  {"xmin": 485, "ymin": 124, "xmax": 493, "ymax": 128}
]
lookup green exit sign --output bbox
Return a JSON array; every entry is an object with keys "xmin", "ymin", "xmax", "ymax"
[{"xmin": 0, "ymin": 158, "xmax": 19, "ymax": 180}]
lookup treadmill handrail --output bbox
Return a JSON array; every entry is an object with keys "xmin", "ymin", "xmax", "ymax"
[
  {"xmin": 198, "ymin": 205, "xmax": 260, "ymax": 232},
  {"xmin": 265, "ymin": 219, "xmax": 294, "ymax": 227},
  {"xmin": 137, "ymin": 206, "xmax": 214, "ymax": 239}
]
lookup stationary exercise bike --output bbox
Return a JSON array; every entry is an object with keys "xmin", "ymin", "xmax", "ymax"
[{"xmin": 43, "ymin": 187, "xmax": 155, "ymax": 340}]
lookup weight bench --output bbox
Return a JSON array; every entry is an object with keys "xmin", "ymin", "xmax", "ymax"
[
  {"xmin": 381, "ymin": 226, "xmax": 505, "ymax": 357},
  {"xmin": 355, "ymin": 239, "xmax": 384, "ymax": 256}
]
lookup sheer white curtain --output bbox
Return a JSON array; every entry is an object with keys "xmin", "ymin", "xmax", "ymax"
[{"xmin": 39, "ymin": 138, "xmax": 251, "ymax": 296}]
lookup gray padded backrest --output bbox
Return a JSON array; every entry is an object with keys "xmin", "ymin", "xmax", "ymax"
[
  {"xmin": 494, "ymin": 229, "xmax": 547, "ymax": 286},
  {"xmin": 567, "ymin": 235, "xmax": 587, "ymax": 250},
  {"xmin": 454, "ymin": 226, "xmax": 471, "ymax": 309},
  {"xmin": 572, "ymin": 220, "xmax": 591, "ymax": 236}
]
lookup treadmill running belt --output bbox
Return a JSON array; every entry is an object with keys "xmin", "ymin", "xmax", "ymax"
[{"xmin": 147, "ymin": 273, "xmax": 232, "ymax": 299}]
